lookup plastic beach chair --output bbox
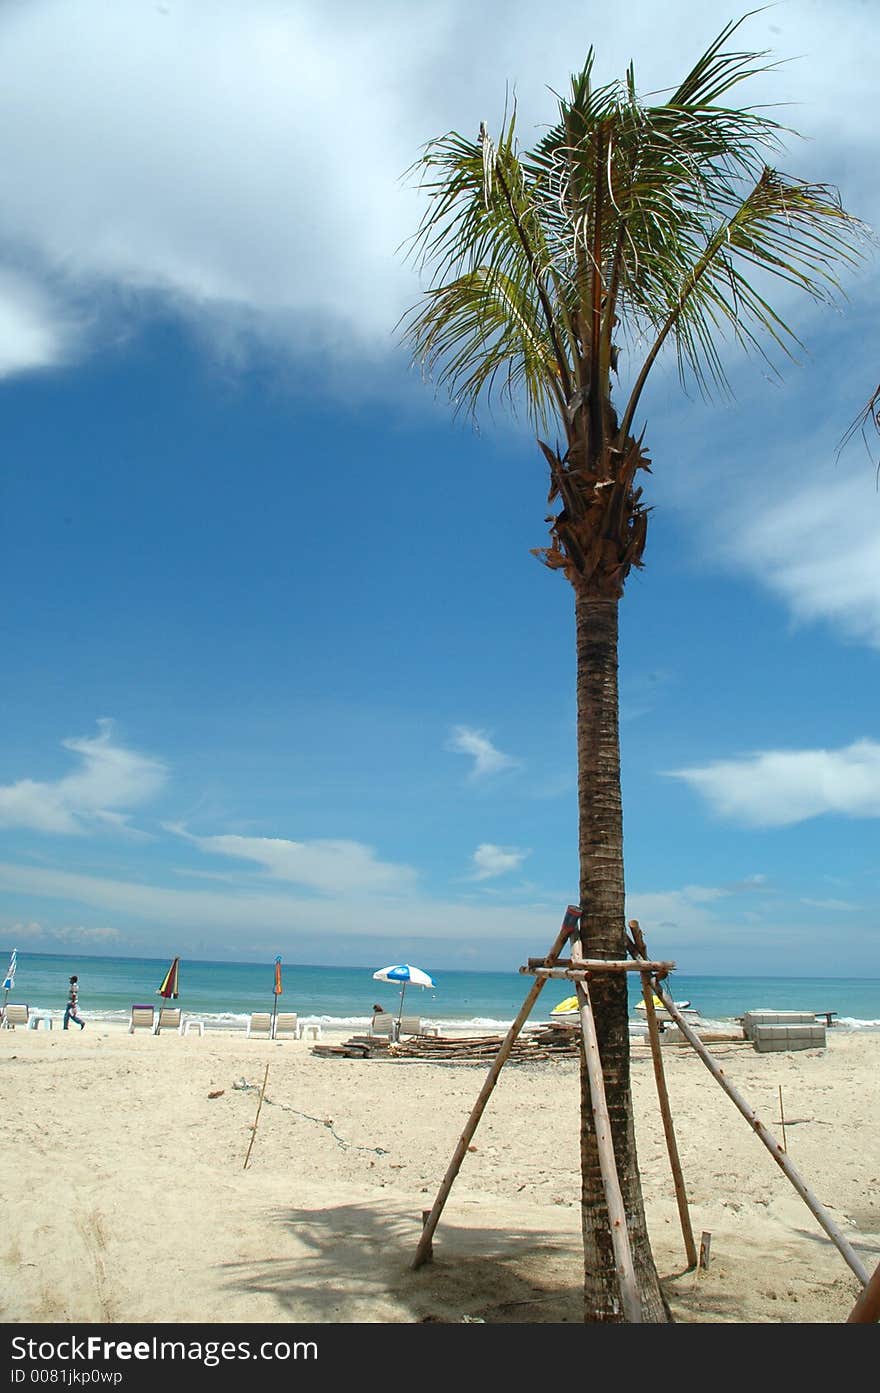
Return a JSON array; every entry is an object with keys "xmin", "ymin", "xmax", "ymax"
[
  {"xmin": 128, "ymin": 1005, "xmax": 155, "ymax": 1034},
  {"xmin": 1, "ymin": 1003, "xmax": 29, "ymax": 1030},
  {"xmin": 370, "ymin": 1013, "xmax": 395, "ymax": 1038},
  {"xmin": 246, "ymin": 1012, "xmax": 272, "ymax": 1038},
  {"xmin": 154, "ymin": 1007, "xmax": 182, "ymax": 1035},
  {"xmin": 273, "ymin": 1012, "xmax": 298, "ymax": 1039}
]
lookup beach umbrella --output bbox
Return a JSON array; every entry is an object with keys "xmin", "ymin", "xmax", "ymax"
[
  {"xmin": 2, "ymin": 948, "xmax": 16, "ymax": 993},
  {"xmin": 2, "ymin": 948, "xmax": 16, "ymax": 1023},
  {"xmin": 271, "ymin": 956, "xmax": 283, "ymax": 1034},
  {"xmin": 372, "ymin": 963, "xmax": 434, "ymax": 1022},
  {"xmin": 156, "ymin": 956, "xmax": 180, "ymax": 1001}
]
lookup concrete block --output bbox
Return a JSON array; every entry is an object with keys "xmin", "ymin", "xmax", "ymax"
[
  {"xmin": 742, "ymin": 1010, "xmax": 817, "ymax": 1039},
  {"xmin": 752, "ymin": 1023, "xmax": 825, "ymax": 1052}
]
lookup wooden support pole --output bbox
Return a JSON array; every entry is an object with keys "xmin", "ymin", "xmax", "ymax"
[
  {"xmin": 627, "ymin": 922, "xmax": 697, "ymax": 1269},
  {"xmin": 846, "ymin": 1258, "xmax": 880, "ymax": 1323},
  {"xmin": 574, "ymin": 972, "xmax": 642, "ymax": 1323},
  {"xmin": 411, "ymin": 906, "xmax": 581, "ymax": 1270},
  {"xmin": 521, "ymin": 959, "xmax": 675, "ymax": 977},
  {"xmin": 243, "ymin": 1062, "xmax": 270, "ymax": 1171},
  {"xmin": 649, "ymin": 978, "xmax": 869, "ymax": 1285}
]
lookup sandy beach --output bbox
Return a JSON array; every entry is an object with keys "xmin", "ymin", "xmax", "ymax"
[{"xmin": 1, "ymin": 1021, "xmax": 877, "ymax": 1325}]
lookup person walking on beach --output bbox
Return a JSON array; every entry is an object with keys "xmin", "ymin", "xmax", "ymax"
[{"xmin": 63, "ymin": 974, "xmax": 85, "ymax": 1030}]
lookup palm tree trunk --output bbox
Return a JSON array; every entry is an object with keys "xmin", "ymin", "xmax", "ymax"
[{"xmin": 574, "ymin": 586, "xmax": 670, "ymax": 1322}]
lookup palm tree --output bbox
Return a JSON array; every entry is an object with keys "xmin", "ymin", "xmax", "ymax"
[{"xmin": 402, "ymin": 16, "xmax": 865, "ymax": 1322}]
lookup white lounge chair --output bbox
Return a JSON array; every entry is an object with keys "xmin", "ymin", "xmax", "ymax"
[
  {"xmin": 273, "ymin": 1012, "xmax": 298, "ymax": 1039},
  {"xmin": 1, "ymin": 1003, "xmax": 29, "ymax": 1030},
  {"xmin": 370, "ymin": 1013, "xmax": 395, "ymax": 1038},
  {"xmin": 128, "ymin": 1005, "xmax": 155, "ymax": 1033},
  {"xmin": 154, "ymin": 1006, "xmax": 182, "ymax": 1035},
  {"xmin": 246, "ymin": 1012, "xmax": 272, "ymax": 1038}
]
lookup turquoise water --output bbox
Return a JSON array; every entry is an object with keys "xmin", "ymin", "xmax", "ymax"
[{"xmin": 3, "ymin": 949, "xmax": 879, "ymax": 1032}]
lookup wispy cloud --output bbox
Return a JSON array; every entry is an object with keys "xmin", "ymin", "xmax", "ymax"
[
  {"xmin": 625, "ymin": 884, "xmax": 732, "ymax": 938},
  {"xmin": 446, "ymin": 725, "xmax": 518, "ymax": 779},
  {"xmin": 0, "ymin": 860, "xmax": 554, "ymax": 947},
  {"xmin": 469, "ymin": 843, "xmax": 530, "ymax": 881},
  {"xmin": 0, "ymin": 269, "xmax": 76, "ymax": 377},
  {"xmin": 722, "ymin": 472, "xmax": 880, "ymax": 650},
  {"xmin": 799, "ymin": 897, "xmax": 859, "ymax": 912},
  {"xmin": 0, "ymin": 720, "xmax": 167, "ymax": 835},
  {"xmin": 167, "ymin": 824, "xmax": 417, "ymax": 895},
  {"xmin": 669, "ymin": 738, "xmax": 880, "ymax": 827}
]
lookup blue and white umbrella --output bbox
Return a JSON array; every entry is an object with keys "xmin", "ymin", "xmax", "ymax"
[
  {"xmin": 2, "ymin": 947, "xmax": 16, "ymax": 1025},
  {"xmin": 372, "ymin": 963, "xmax": 435, "ymax": 1021},
  {"xmin": 2, "ymin": 949, "xmax": 16, "ymax": 993}
]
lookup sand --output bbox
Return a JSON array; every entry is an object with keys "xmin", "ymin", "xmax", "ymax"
[{"xmin": 1, "ymin": 1021, "xmax": 878, "ymax": 1325}]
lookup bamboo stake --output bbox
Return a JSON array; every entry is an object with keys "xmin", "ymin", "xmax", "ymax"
[
  {"xmin": 243, "ymin": 1062, "xmax": 270, "ymax": 1171},
  {"xmin": 522, "ymin": 960, "xmax": 675, "ymax": 977},
  {"xmin": 411, "ymin": 906, "xmax": 581, "ymax": 1270},
  {"xmin": 649, "ymin": 979, "xmax": 869, "ymax": 1285},
  {"xmin": 575, "ymin": 972, "xmax": 642, "ymax": 1322},
  {"xmin": 846, "ymin": 1258, "xmax": 880, "ymax": 1323},
  {"xmin": 778, "ymin": 1086, "xmax": 787, "ymax": 1153},
  {"xmin": 627, "ymin": 922, "xmax": 697, "ymax": 1269}
]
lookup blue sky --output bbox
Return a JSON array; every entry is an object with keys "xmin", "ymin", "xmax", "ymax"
[{"xmin": 1, "ymin": 0, "xmax": 878, "ymax": 975}]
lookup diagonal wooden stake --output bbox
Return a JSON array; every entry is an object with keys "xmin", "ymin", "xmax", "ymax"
[
  {"xmin": 627, "ymin": 920, "xmax": 697, "ymax": 1269},
  {"xmin": 243, "ymin": 1062, "xmax": 270, "ymax": 1171},
  {"xmin": 647, "ymin": 972, "xmax": 869, "ymax": 1285},
  {"xmin": 846, "ymin": 1258, "xmax": 880, "ymax": 1323},
  {"xmin": 411, "ymin": 906, "xmax": 580, "ymax": 1270}
]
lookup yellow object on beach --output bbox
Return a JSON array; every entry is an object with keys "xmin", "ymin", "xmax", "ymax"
[{"xmin": 550, "ymin": 995, "xmax": 580, "ymax": 1016}]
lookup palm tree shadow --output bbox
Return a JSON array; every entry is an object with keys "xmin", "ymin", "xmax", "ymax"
[{"xmin": 220, "ymin": 1201, "xmax": 584, "ymax": 1323}]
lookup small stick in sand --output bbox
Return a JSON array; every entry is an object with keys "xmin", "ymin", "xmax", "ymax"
[
  {"xmin": 243, "ymin": 1063, "xmax": 270, "ymax": 1170},
  {"xmin": 778, "ymin": 1085, "xmax": 787, "ymax": 1153}
]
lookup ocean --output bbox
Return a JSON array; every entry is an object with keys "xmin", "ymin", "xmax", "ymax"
[{"xmin": 3, "ymin": 949, "xmax": 880, "ymax": 1033}]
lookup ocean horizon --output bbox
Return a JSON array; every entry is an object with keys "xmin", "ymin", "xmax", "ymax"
[{"xmin": 4, "ymin": 948, "xmax": 880, "ymax": 1033}]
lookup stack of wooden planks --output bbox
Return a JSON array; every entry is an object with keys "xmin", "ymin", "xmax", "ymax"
[{"xmin": 311, "ymin": 1021, "xmax": 584, "ymax": 1061}]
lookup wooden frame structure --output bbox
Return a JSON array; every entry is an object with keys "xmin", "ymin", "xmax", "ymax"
[{"xmin": 412, "ymin": 906, "xmax": 873, "ymax": 1322}]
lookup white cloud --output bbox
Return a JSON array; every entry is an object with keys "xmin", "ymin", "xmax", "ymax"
[
  {"xmin": 470, "ymin": 843, "xmax": 530, "ymax": 880},
  {"xmin": 0, "ymin": 720, "xmax": 167, "ymax": 834},
  {"xmin": 167, "ymin": 823, "xmax": 417, "ymax": 895},
  {"xmin": 0, "ymin": 860, "xmax": 556, "ymax": 946},
  {"xmin": 447, "ymin": 725, "xmax": 518, "ymax": 779},
  {"xmin": 722, "ymin": 472, "xmax": 880, "ymax": 649},
  {"xmin": 0, "ymin": 1, "xmax": 874, "ymax": 370},
  {"xmin": 670, "ymin": 738, "xmax": 880, "ymax": 827},
  {"xmin": 0, "ymin": 269, "xmax": 75, "ymax": 376},
  {"xmin": 3, "ymin": 919, "xmax": 122, "ymax": 946}
]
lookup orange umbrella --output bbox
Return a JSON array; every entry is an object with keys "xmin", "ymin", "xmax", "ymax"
[{"xmin": 271, "ymin": 956, "xmax": 282, "ymax": 1033}]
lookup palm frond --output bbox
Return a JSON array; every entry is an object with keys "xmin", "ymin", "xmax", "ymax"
[{"xmin": 401, "ymin": 16, "xmax": 866, "ymax": 449}]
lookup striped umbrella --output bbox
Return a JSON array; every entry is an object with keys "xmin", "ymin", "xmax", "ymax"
[
  {"xmin": 156, "ymin": 956, "xmax": 180, "ymax": 1000},
  {"xmin": 2, "ymin": 948, "xmax": 16, "ymax": 1024},
  {"xmin": 372, "ymin": 963, "xmax": 434, "ymax": 1023},
  {"xmin": 2, "ymin": 948, "xmax": 16, "ymax": 993}
]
